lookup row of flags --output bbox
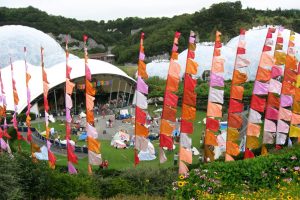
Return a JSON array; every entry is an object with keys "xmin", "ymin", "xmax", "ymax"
[{"xmin": 0, "ymin": 27, "xmax": 299, "ymax": 175}]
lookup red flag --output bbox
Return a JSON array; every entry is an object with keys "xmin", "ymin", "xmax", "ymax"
[
  {"xmin": 184, "ymin": 74, "xmax": 197, "ymax": 92},
  {"xmin": 237, "ymin": 47, "xmax": 245, "ymax": 54},
  {"xmin": 160, "ymin": 134, "xmax": 173, "ymax": 150},
  {"xmin": 266, "ymin": 33, "xmax": 272, "ymax": 38},
  {"xmin": 181, "ymin": 119, "xmax": 193, "ymax": 134},
  {"xmin": 136, "ymin": 106, "xmax": 146, "ymax": 124},
  {"xmin": 83, "ymin": 35, "xmax": 88, "ymax": 42},
  {"xmin": 164, "ymin": 91, "xmax": 178, "ymax": 107},
  {"xmin": 262, "ymin": 45, "xmax": 272, "ymax": 51},
  {"xmin": 214, "ymin": 41, "xmax": 222, "ymax": 48},
  {"xmin": 244, "ymin": 148, "xmax": 255, "ymax": 159},
  {"xmin": 276, "ymin": 37, "xmax": 283, "ymax": 43},
  {"xmin": 67, "ymin": 143, "xmax": 78, "ymax": 164},
  {"xmin": 250, "ymin": 95, "xmax": 266, "ymax": 112},
  {"xmin": 187, "ymin": 51, "xmax": 195, "ymax": 59},
  {"xmin": 206, "ymin": 118, "xmax": 219, "ymax": 132},
  {"xmin": 240, "ymin": 29, "xmax": 246, "ymax": 35},
  {"xmin": 228, "ymin": 99, "xmax": 244, "ymax": 113},
  {"xmin": 162, "ymin": 105, "xmax": 177, "ymax": 122},
  {"xmin": 134, "ymin": 149, "xmax": 140, "ymax": 166}
]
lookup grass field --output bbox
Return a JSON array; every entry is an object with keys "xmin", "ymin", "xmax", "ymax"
[{"xmin": 21, "ymin": 106, "xmax": 207, "ymax": 173}]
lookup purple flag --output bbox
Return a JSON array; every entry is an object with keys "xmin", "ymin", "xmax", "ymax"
[
  {"xmin": 280, "ymin": 94, "xmax": 293, "ymax": 107},
  {"xmin": 253, "ymin": 81, "xmax": 269, "ymax": 95},
  {"xmin": 139, "ymin": 52, "xmax": 145, "ymax": 61},
  {"xmin": 68, "ymin": 161, "xmax": 77, "ymax": 174},
  {"xmin": 210, "ymin": 73, "xmax": 224, "ymax": 87},
  {"xmin": 137, "ymin": 76, "xmax": 148, "ymax": 94}
]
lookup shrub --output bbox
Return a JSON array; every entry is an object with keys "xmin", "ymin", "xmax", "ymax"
[{"xmin": 169, "ymin": 145, "xmax": 300, "ymax": 199}]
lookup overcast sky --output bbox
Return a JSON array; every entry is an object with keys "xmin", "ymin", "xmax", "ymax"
[{"xmin": 0, "ymin": 0, "xmax": 299, "ymax": 21}]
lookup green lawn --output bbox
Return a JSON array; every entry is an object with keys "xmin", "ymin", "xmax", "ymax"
[{"xmin": 23, "ymin": 106, "xmax": 207, "ymax": 173}]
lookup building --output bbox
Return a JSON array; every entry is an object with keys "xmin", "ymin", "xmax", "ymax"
[{"xmin": 89, "ymin": 53, "xmax": 115, "ymax": 64}]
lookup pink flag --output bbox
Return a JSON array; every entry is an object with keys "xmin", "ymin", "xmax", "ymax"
[
  {"xmin": 253, "ymin": 81, "xmax": 269, "ymax": 95},
  {"xmin": 86, "ymin": 94, "xmax": 95, "ymax": 111},
  {"xmin": 271, "ymin": 66, "xmax": 283, "ymax": 78},
  {"xmin": 133, "ymin": 91, "xmax": 148, "ymax": 109},
  {"xmin": 86, "ymin": 123, "xmax": 98, "ymax": 138},
  {"xmin": 137, "ymin": 76, "xmax": 148, "ymax": 94},
  {"xmin": 159, "ymin": 147, "xmax": 167, "ymax": 164},
  {"xmin": 0, "ymin": 138, "xmax": 7, "ymax": 150},
  {"xmin": 208, "ymin": 87, "xmax": 224, "ymax": 104},
  {"xmin": 279, "ymin": 107, "xmax": 292, "ymax": 121},
  {"xmin": 86, "ymin": 64, "xmax": 91, "ymax": 81},
  {"xmin": 135, "ymin": 135, "xmax": 148, "ymax": 151},
  {"xmin": 265, "ymin": 106, "xmax": 279, "ymax": 120},
  {"xmin": 66, "ymin": 94, "xmax": 73, "ymax": 109},
  {"xmin": 168, "ymin": 60, "xmax": 181, "ymax": 77},
  {"xmin": 179, "ymin": 160, "xmax": 189, "ymax": 175},
  {"xmin": 277, "ymin": 120, "xmax": 289, "ymax": 133},
  {"xmin": 139, "ymin": 52, "xmax": 145, "ymax": 60},
  {"xmin": 280, "ymin": 95, "xmax": 293, "ymax": 107},
  {"xmin": 210, "ymin": 73, "xmax": 224, "ymax": 87},
  {"xmin": 264, "ymin": 119, "xmax": 276, "ymax": 132},
  {"xmin": 66, "ymin": 79, "xmax": 75, "ymax": 95},
  {"xmin": 189, "ymin": 36, "xmax": 195, "ymax": 43},
  {"xmin": 268, "ymin": 79, "xmax": 281, "ymax": 94},
  {"xmin": 179, "ymin": 147, "xmax": 192, "ymax": 164},
  {"xmin": 66, "ymin": 109, "xmax": 72, "ymax": 123},
  {"xmin": 68, "ymin": 161, "xmax": 77, "ymax": 174}
]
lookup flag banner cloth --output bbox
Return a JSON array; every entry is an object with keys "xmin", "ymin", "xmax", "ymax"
[
  {"xmin": 179, "ymin": 31, "xmax": 198, "ymax": 174},
  {"xmin": 225, "ymin": 29, "xmax": 250, "ymax": 161},
  {"xmin": 159, "ymin": 32, "xmax": 181, "ymax": 163},
  {"xmin": 65, "ymin": 38, "xmax": 78, "ymax": 174},
  {"xmin": 133, "ymin": 33, "xmax": 149, "ymax": 166},
  {"xmin": 41, "ymin": 48, "xmax": 56, "ymax": 168},
  {"xmin": 245, "ymin": 27, "xmax": 276, "ymax": 158},
  {"xmin": 204, "ymin": 31, "xmax": 225, "ymax": 162},
  {"xmin": 84, "ymin": 36, "xmax": 101, "ymax": 173}
]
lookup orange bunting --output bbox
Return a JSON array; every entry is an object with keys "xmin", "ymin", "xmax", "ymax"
[
  {"xmin": 183, "ymin": 90, "xmax": 196, "ymax": 107},
  {"xmin": 162, "ymin": 105, "xmax": 177, "ymax": 122},
  {"xmin": 232, "ymin": 70, "xmax": 247, "ymax": 84},
  {"xmin": 182, "ymin": 103, "xmax": 196, "ymax": 121},
  {"xmin": 230, "ymin": 85, "xmax": 244, "ymax": 100},
  {"xmin": 256, "ymin": 67, "xmax": 271, "ymax": 82},
  {"xmin": 86, "ymin": 80, "xmax": 96, "ymax": 96},
  {"xmin": 281, "ymin": 81, "xmax": 295, "ymax": 95},
  {"xmin": 186, "ymin": 59, "xmax": 198, "ymax": 75},
  {"xmin": 226, "ymin": 141, "xmax": 240, "ymax": 156},
  {"xmin": 160, "ymin": 119, "xmax": 175, "ymax": 136},
  {"xmin": 136, "ymin": 122, "xmax": 149, "ymax": 137},
  {"xmin": 205, "ymin": 130, "xmax": 218, "ymax": 146},
  {"xmin": 86, "ymin": 110, "xmax": 94, "ymax": 124},
  {"xmin": 228, "ymin": 113, "xmax": 243, "ymax": 129},
  {"xmin": 285, "ymin": 55, "xmax": 297, "ymax": 70},
  {"xmin": 138, "ymin": 60, "xmax": 148, "ymax": 79},
  {"xmin": 166, "ymin": 75, "xmax": 179, "ymax": 92},
  {"xmin": 87, "ymin": 136, "xmax": 100, "ymax": 154}
]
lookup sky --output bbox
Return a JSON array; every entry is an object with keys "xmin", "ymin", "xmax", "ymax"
[{"xmin": 0, "ymin": 0, "xmax": 299, "ymax": 21}]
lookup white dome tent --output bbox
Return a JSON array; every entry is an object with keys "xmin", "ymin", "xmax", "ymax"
[{"xmin": 147, "ymin": 27, "xmax": 300, "ymax": 80}]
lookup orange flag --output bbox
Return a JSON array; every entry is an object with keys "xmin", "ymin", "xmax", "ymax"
[
  {"xmin": 162, "ymin": 105, "xmax": 177, "ymax": 122},
  {"xmin": 282, "ymin": 81, "xmax": 295, "ymax": 95},
  {"xmin": 183, "ymin": 90, "xmax": 196, "ymax": 107},
  {"xmin": 285, "ymin": 55, "xmax": 297, "ymax": 70},
  {"xmin": 186, "ymin": 58, "xmax": 198, "ymax": 75},
  {"xmin": 212, "ymin": 56, "xmax": 225, "ymax": 73},
  {"xmin": 232, "ymin": 70, "xmax": 247, "ymax": 84},
  {"xmin": 228, "ymin": 113, "xmax": 243, "ymax": 129},
  {"xmin": 259, "ymin": 52, "xmax": 274, "ymax": 67},
  {"xmin": 267, "ymin": 93, "xmax": 280, "ymax": 109},
  {"xmin": 291, "ymin": 113, "xmax": 300, "ymax": 125},
  {"xmin": 247, "ymin": 123, "xmax": 261, "ymax": 137},
  {"xmin": 205, "ymin": 130, "xmax": 218, "ymax": 146},
  {"xmin": 136, "ymin": 122, "xmax": 148, "ymax": 137},
  {"xmin": 166, "ymin": 75, "xmax": 179, "ymax": 92},
  {"xmin": 182, "ymin": 103, "xmax": 196, "ymax": 121},
  {"xmin": 13, "ymin": 90, "xmax": 19, "ymax": 105},
  {"xmin": 160, "ymin": 119, "xmax": 175, "ymax": 136},
  {"xmin": 230, "ymin": 85, "xmax": 244, "ymax": 100},
  {"xmin": 86, "ymin": 110, "xmax": 94, "ymax": 124},
  {"xmin": 179, "ymin": 147, "xmax": 192, "ymax": 164},
  {"xmin": 256, "ymin": 67, "xmax": 271, "ymax": 82},
  {"xmin": 292, "ymin": 101, "xmax": 300, "ymax": 114},
  {"xmin": 225, "ymin": 153, "xmax": 234, "ymax": 161},
  {"xmin": 138, "ymin": 60, "xmax": 148, "ymax": 79},
  {"xmin": 207, "ymin": 102, "xmax": 222, "ymax": 118},
  {"xmin": 66, "ymin": 79, "xmax": 75, "ymax": 95},
  {"xmin": 168, "ymin": 60, "xmax": 181, "ymax": 77},
  {"xmin": 87, "ymin": 136, "xmax": 100, "ymax": 154},
  {"xmin": 246, "ymin": 136, "xmax": 259, "ymax": 149},
  {"xmin": 226, "ymin": 141, "xmax": 240, "ymax": 156},
  {"xmin": 274, "ymin": 51, "xmax": 286, "ymax": 65},
  {"xmin": 86, "ymin": 80, "xmax": 96, "ymax": 96}
]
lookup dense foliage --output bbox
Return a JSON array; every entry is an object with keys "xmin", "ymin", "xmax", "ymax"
[
  {"xmin": 1, "ymin": 1, "xmax": 299, "ymax": 64},
  {"xmin": 170, "ymin": 145, "xmax": 300, "ymax": 199}
]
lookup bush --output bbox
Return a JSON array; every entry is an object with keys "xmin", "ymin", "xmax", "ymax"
[{"xmin": 169, "ymin": 145, "xmax": 300, "ymax": 199}]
